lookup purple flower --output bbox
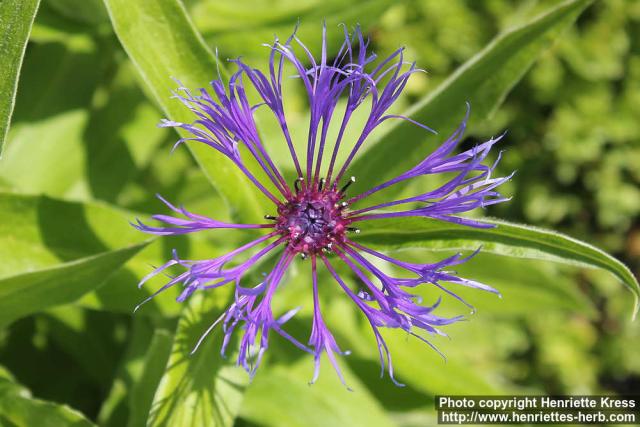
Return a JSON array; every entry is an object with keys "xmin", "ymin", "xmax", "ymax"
[{"xmin": 134, "ymin": 25, "xmax": 512, "ymax": 385}]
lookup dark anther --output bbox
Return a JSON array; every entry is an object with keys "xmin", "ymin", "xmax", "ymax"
[
  {"xmin": 264, "ymin": 215, "xmax": 277, "ymax": 220},
  {"xmin": 318, "ymin": 178, "xmax": 326, "ymax": 191},
  {"xmin": 346, "ymin": 227, "xmax": 360, "ymax": 234},
  {"xmin": 340, "ymin": 176, "xmax": 356, "ymax": 194},
  {"xmin": 300, "ymin": 252, "xmax": 308, "ymax": 260},
  {"xmin": 294, "ymin": 177, "xmax": 304, "ymax": 193}
]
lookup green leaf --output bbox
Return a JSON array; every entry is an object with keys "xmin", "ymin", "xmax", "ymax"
[
  {"xmin": 81, "ymin": 61, "xmax": 170, "ymax": 204},
  {"xmin": 0, "ymin": 366, "xmax": 15, "ymax": 382},
  {"xmin": 46, "ymin": 0, "xmax": 109, "ymax": 26},
  {"xmin": 325, "ymin": 298, "xmax": 507, "ymax": 396},
  {"xmin": 350, "ymin": 247, "xmax": 595, "ymax": 318},
  {"xmin": 97, "ymin": 317, "xmax": 156, "ymax": 426},
  {"xmin": 97, "ymin": 317, "xmax": 175, "ymax": 427},
  {"xmin": 75, "ymin": 180, "xmax": 236, "ymax": 319},
  {"xmin": 148, "ymin": 292, "xmax": 247, "ymax": 427},
  {"xmin": 0, "ymin": 192, "xmax": 150, "ymax": 327},
  {"xmin": 0, "ymin": 192, "xmax": 147, "ymax": 276},
  {"xmin": 0, "ymin": 370, "xmax": 95, "ymax": 427},
  {"xmin": 0, "ymin": 241, "xmax": 146, "ymax": 329},
  {"xmin": 348, "ymin": 0, "xmax": 593, "ymax": 203},
  {"xmin": 0, "ymin": 38, "xmax": 110, "ymax": 198},
  {"xmin": 128, "ymin": 328, "xmax": 174, "ymax": 427},
  {"xmin": 77, "ymin": 197, "xmax": 237, "ymax": 319},
  {"xmin": 439, "ymin": 252, "xmax": 596, "ymax": 317},
  {"xmin": 382, "ymin": 328, "xmax": 505, "ymax": 395},
  {"xmin": 0, "ymin": 0, "xmax": 40, "ymax": 156},
  {"xmin": 357, "ymin": 216, "xmax": 640, "ymax": 318},
  {"xmin": 191, "ymin": 0, "xmax": 392, "ymax": 59},
  {"xmin": 43, "ymin": 306, "xmax": 130, "ymax": 389},
  {"xmin": 241, "ymin": 359, "xmax": 398, "ymax": 427},
  {"xmin": 0, "ymin": 41, "xmax": 169, "ymax": 203},
  {"xmin": 30, "ymin": 1, "xmax": 104, "ymax": 43},
  {"xmin": 102, "ymin": 0, "xmax": 270, "ymax": 223},
  {"xmin": 76, "ymin": 241, "xmax": 185, "ymax": 319}
]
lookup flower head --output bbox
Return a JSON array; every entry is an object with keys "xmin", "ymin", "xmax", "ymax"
[{"xmin": 134, "ymin": 25, "xmax": 512, "ymax": 385}]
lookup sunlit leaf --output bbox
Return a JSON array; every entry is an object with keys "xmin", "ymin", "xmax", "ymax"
[
  {"xmin": 357, "ymin": 216, "xmax": 639, "ymax": 317},
  {"xmin": 46, "ymin": 0, "xmax": 108, "ymax": 26},
  {"xmin": 148, "ymin": 292, "xmax": 247, "ymax": 427},
  {"xmin": 0, "ymin": 38, "xmax": 110, "ymax": 198},
  {"xmin": 241, "ymin": 359, "xmax": 397, "ymax": 427},
  {"xmin": 0, "ymin": 367, "xmax": 95, "ymax": 427},
  {"xmin": 103, "ymin": 0, "xmax": 271, "ymax": 223},
  {"xmin": 325, "ymin": 298, "xmax": 508, "ymax": 396},
  {"xmin": 0, "ymin": 0, "xmax": 40, "ymax": 155},
  {"xmin": 98, "ymin": 316, "xmax": 174, "ymax": 427},
  {"xmin": 128, "ymin": 328, "xmax": 174, "ymax": 427},
  {"xmin": 0, "ymin": 193, "xmax": 149, "ymax": 327},
  {"xmin": 191, "ymin": 0, "xmax": 392, "ymax": 59},
  {"xmin": 437, "ymin": 252, "xmax": 596, "ymax": 317},
  {"xmin": 0, "ymin": 41, "xmax": 168, "ymax": 203}
]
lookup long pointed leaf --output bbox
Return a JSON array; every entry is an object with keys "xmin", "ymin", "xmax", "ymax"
[
  {"xmin": 0, "ymin": 192, "xmax": 150, "ymax": 327},
  {"xmin": 0, "ymin": 0, "xmax": 40, "ymax": 156},
  {"xmin": 241, "ymin": 361, "xmax": 398, "ymax": 427},
  {"xmin": 357, "ymin": 217, "xmax": 639, "ymax": 318},
  {"xmin": 0, "ymin": 365, "xmax": 96, "ymax": 426},
  {"xmin": 102, "ymin": 0, "xmax": 270, "ymax": 223},
  {"xmin": 148, "ymin": 292, "xmax": 247, "ymax": 427}
]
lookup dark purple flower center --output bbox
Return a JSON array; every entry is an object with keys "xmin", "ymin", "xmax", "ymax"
[{"xmin": 276, "ymin": 187, "xmax": 349, "ymax": 255}]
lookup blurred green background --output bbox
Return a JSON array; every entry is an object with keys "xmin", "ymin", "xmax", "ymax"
[{"xmin": 0, "ymin": 0, "xmax": 639, "ymax": 426}]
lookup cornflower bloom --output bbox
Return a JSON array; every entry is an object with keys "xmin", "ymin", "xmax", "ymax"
[{"xmin": 134, "ymin": 25, "xmax": 512, "ymax": 385}]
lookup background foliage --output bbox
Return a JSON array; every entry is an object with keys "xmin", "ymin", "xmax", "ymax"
[{"xmin": 0, "ymin": 0, "xmax": 639, "ymax": 426}]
